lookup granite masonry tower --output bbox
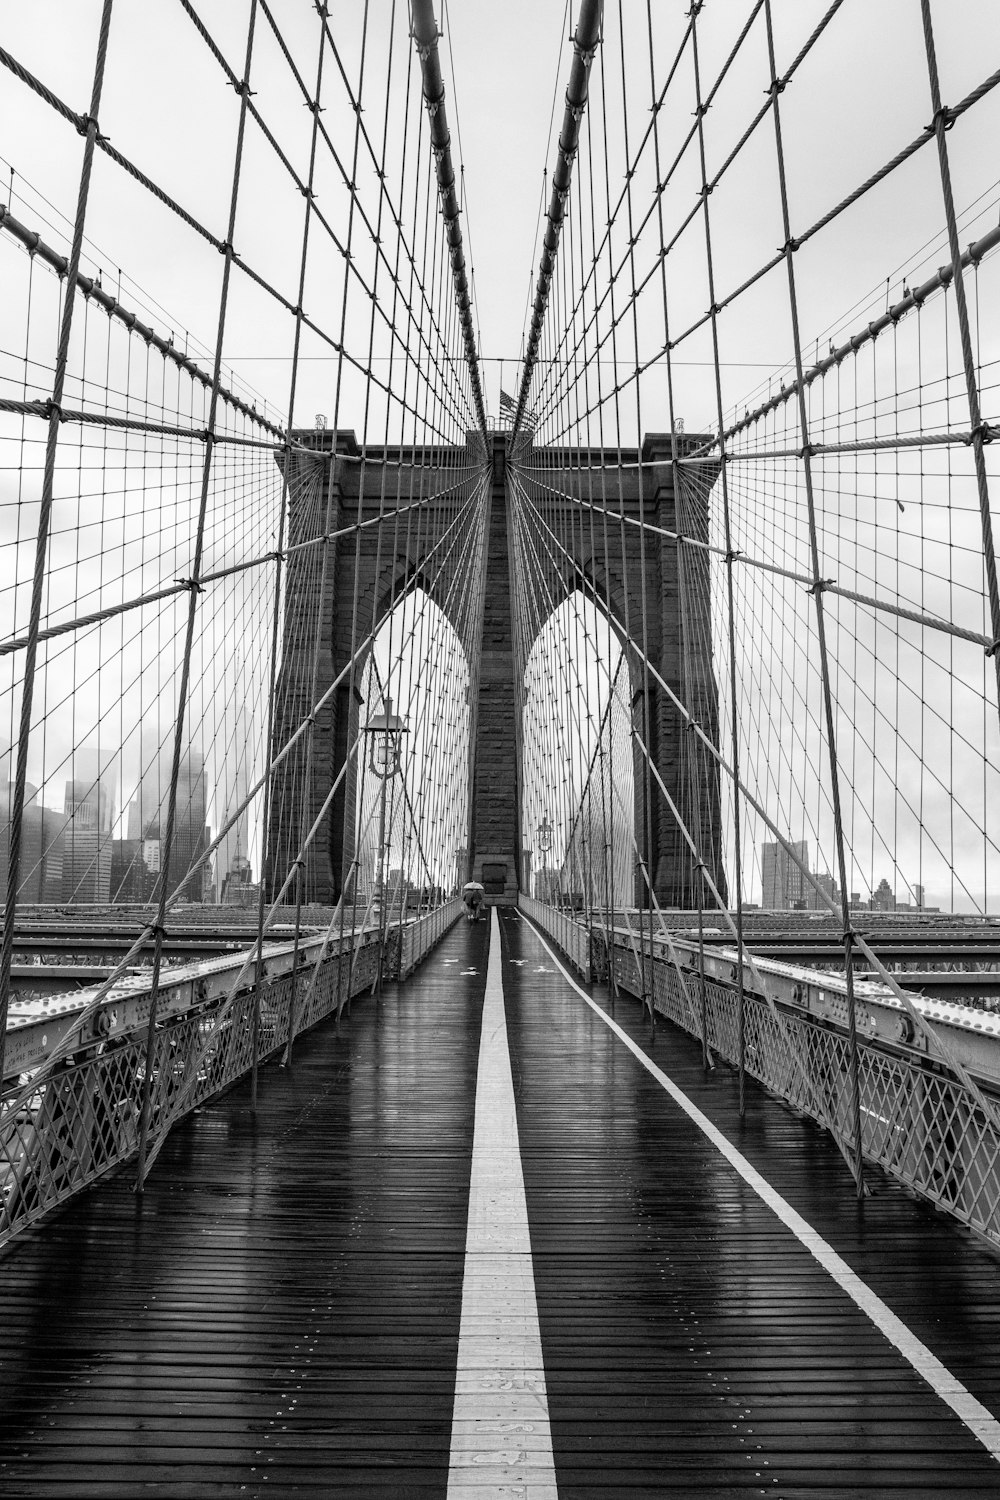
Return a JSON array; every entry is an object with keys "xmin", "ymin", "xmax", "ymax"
[{"xmin": 268, "ymin": 429, "xmax": 723, "ymax": 909}]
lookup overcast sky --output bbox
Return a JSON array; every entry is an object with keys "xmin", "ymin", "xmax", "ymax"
[{"xmin": 0, "ymin": 1, "xmax": 998, "ymax": 908}]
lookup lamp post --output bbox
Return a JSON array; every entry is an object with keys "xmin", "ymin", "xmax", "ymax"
[
  {"xmin": 364, "ymin": 695, "xmax": 407, "ymax": 922},
  {"xmin": 536, "ymin": 815, "xmax": 553, "ymax": 901}
]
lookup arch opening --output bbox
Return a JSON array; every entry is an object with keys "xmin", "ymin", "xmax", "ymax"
[
  {"xmin": 348, "ymin": 588, "xmax": 471, "ymax": 915},
  {"xmin": 520, "ymin": 591, "xmax": 634, "ymax": 910}
]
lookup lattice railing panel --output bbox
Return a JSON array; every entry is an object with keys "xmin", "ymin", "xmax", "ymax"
[
  {"xmin": 605, "ymin": 936, "xmax": 1000, "ymax": 1248},
  {"xmin": 0, "ymin": 936, "xmax": 381, "ymax": 1250}
]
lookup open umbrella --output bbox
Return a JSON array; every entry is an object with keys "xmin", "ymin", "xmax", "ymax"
[{"xmin": 461, "ymin": 880, "xmax": 486, "ymax": 919}]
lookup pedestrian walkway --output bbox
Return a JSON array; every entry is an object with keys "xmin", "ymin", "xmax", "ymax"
[{"xmin": 2, "ymin": 909, "xmax": 1000, "ymax": 1497}]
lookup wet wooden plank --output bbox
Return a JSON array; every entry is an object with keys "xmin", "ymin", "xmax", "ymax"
[
  {"xmin": 0, "ymin": 919, "xmax": 488, "ymax": 1497},
  {"xmin": 501, "ymin": 908, "xmax": 1000, "ymax": 1496},
  {"xmin": 5, "ymin": 906, "xmax": 1000, "ymax": 1497}
]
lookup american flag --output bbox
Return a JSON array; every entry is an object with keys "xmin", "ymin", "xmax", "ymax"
[{"xmin": 499, "ymin": 387, "xmax": 516, "ymax": 416}]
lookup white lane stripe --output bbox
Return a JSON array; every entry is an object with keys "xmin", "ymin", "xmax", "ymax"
[
  {"xmin": 447, "ymin": 908, "xmax": 558, "ymax": 1498},
  {"xmin": 524, "ymin": 915, "xmax": 1000, "ymax": 1463}
]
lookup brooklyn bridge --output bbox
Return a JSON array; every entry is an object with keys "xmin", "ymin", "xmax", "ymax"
[{"xmin": 2, "ymin": 0, "xmax": 1000, "ymax": 1493}]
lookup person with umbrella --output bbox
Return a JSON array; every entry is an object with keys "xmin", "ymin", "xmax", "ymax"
[{"xmin": 462, "ymin": 880, "xmax": 485, "ymax": 922}]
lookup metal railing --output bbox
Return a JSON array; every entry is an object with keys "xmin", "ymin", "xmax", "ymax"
[
  {"xmin": 1, "ymin": 905, "xmax": 459, "ymax": 1251},
  {"xmin": 521, "ymin": 898, "xmax": 1000, "ymax": 1250},
  {"xmin": 518, "ymin": 894, "xmax": 591, "ymax": 979},
  {"xmin": 398, "ymin": 897, "xmax": 463, "ymax": 977}
]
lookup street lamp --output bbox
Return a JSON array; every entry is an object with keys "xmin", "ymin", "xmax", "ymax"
[
  {"xmin": 536, "ymin": 815, "xmax": 553, "ymax": 900},
  {"xmin": 364, "ymin": 695, "xmax": 407, "ymax": 916}
]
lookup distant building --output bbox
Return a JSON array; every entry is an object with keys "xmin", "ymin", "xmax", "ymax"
[
  {"xmin": 812, "ymin": 871, "xmax": 840, "ymax": 908},
  {"xmin": 62, "ymin": 757, "xmax": 115, "ymax": 904},
  {"xmin": 220, "ymin": 849, "xmax": 257, "ymax": 907},
  {"xmin": 125, "ymin": 749, "xmax": 210, "ymax": 902},
  {"xmin": 761, "ymin": 840, "xmax": 810, "ymax": 909},
  {"xmin": 110, "ymin": 838, "xmax": 150, "ymax": 903},
  {"xmin": 0, "ymin": 783, "xmax": 64, "ymax": 903},
  {"xmin": 872, "ymin": 877, "xmax": 895, "ymax": 911}
]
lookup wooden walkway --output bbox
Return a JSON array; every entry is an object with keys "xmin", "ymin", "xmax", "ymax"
[{"xmin": 2, "ymin": 909, "xmax": 1000, "ymax": 1496}]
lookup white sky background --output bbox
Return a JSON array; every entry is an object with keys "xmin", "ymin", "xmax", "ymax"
[
  {"xmin": 0, "ymin": 0, "xmax": 994, "ymax": 424},
  {"xmin": 0, "ymin": 2, "xmax": 998, "ymax": 906}
]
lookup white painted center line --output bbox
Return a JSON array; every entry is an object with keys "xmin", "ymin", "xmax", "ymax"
[
  {"xmin": 525, "ymin": 915, "xmax": 1000, "ymax": 1466},
  {"xmin": 447, "ymin": 908, "xmax": 558, "ymax": 1499}
]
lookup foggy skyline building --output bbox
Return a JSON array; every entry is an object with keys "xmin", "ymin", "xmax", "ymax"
[
  {"xmin": 761, "ymin": 839, "xmax": 810, "ymax": 910},
  {"xmin": 122, "ymin": 747, "xmax": 211, "ymax": 902},
  {"xmin": 62, "ymin": 753, "xmax": 116, "ymax": 904}
]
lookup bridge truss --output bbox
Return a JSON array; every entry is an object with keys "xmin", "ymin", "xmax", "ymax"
[{"xmin": 2, "ymin": 0, "xmax": 1000, "ymax": 1249}]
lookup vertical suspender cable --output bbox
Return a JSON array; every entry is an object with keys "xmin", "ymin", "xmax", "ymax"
[
  {"xmin": 250, "ymin": 5, "xmax": 329, "ymax": 1105},
  {"xmin": 685, "ymin": 3, "xmax": 747, "ymax": 1094},
  {"xmin": 0, "ymin": 0, "xmax": 115, "ymax": 1088},
  {"xmin": 136, "ymin": 0, "xmax": 260, "ymax": 1190},
  {"xmin": 919, "ymin": 0, "xmax": 1000, "ymax": 726},
  {"xmin": 762, "ymin": 0, "xmax": 865, "ymax": 1197}
]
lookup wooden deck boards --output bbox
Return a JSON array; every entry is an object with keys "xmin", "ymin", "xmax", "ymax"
[
  {"xmin": 1, "ymin": 909, "xmax": 999, "ymax": 1496},
  {"xmin": 501, "ymin": 908, "xmax": 1000, "ymax": 1496},
  {"xmin": 0, "ymin": 918, "xmax": 489, "ymax": 1497}
]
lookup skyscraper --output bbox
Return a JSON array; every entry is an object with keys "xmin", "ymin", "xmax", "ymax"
[
  {"xmin": 63, "ymin": 751, "xmax": 116, "ymax": 904},
  {"xmin": 761, "ymin": 839, "xmax": 810, "ymax": 909}
]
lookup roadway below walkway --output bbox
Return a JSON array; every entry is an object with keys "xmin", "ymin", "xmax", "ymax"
[{"xmin": 1, "ymin": 909, "xmax": 1000, "ymax": 1496}]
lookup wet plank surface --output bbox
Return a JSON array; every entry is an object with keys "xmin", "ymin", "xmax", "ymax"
[
  {"xmin": 0, "ymin": 918, "xmax": 488, "ymax": 1498},
  {"xmin": 2, "ymin": 907, "xmax": 1000, "ymax": 1498},
  {"xmin": 500, "ymin": 907, "xmax": 1000, "ymax": 1497}
]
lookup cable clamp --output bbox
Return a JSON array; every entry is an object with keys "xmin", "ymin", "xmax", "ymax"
[
  {"xmin": 985, "ymin": 638, "xmax": 1000, "ymax": 659},
  {"xmin": 231, "ymin": 79, "xmax": 256, "ymax": 98},
  {"xmin": 799, "ymin": 442, "xmax": 815, "ymax": 459},
  {"xmin": 725, "ymin": 548, "xmax": 742, "ymax": 564},
  {"xmin": 807, "ymin": 577, "xmax": 834, "ymax": 596},
  {"xmin": 76, "ymin": 112, "xmax": 101, "ymax": 138},
  {"xmin": 174, "ymin": 576, "xmax": 204, "ymax": 594},
  {"xmin": 926, "ymin": 103, "xmax": 955, "ymax": 132},
  {"xmin": 970, "ymin": 421, "xmax": 996, "ymax": 445},
  {"xmin": 766, "ymin": 76, "xmax": 788, "ymax": 97},
  {"xmin": 45, "ymin": 399, "xmax": 64, "ymax": 422},
  {"xmin": 780, "ymin": 235, "xmax": 799, "ymax": 254}
]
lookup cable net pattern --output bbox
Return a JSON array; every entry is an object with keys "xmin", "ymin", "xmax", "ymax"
[
  {"xmin": 508, "ymin": 0, "xmax": 1000, "ymax": 1193},
  {"xmin": 0, "ymin": 0, "xmax": 999, "ymax": 1230},
  {"xmin": 0, "ymin": 0, "xmax": 489, "ymax": 1199}
]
